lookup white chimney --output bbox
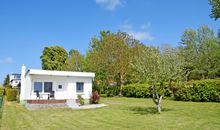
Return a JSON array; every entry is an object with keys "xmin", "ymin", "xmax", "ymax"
[
  {"xmin": 21, "ymin": 64, "xmax": 26, "ymax": 77},
  {"xmin": 20, "ymin": 64, "xmax": 26, "ymax": 101}
]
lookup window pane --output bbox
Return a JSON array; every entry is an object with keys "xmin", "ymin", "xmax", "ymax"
[
  {"xmin": 58, "ymin": 85, "xmax": 62, "ymax": 89},
  {"xmin": 44, "ymin": 82, "xmax": 53, "ymax": 92},
  {"xmin": 76, "ymin": 82, "xmax": 84, "ymax": 92},
  {"xmin": 34, "ymin": 82, "xmax": 42, "ymax": 92}
]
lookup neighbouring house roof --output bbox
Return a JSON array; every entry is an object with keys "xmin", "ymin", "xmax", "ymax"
[
  {"xmin": 26, "ymin": 69, "xmax": 95, "ymax": 78},
  {"xmin": 10, "ymin": 73, "xmax": 21, "ymax": 75},
  {"xmin": 10, "ymin": 73, "xmax": 21, "ymax": 81}
]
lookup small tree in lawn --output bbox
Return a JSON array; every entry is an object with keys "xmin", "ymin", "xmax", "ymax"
[{"xmin": 131, "ymin": 45, "xmax": 182, "ymax": 113}]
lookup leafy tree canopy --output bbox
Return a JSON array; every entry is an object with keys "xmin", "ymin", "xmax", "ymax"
[
  {"xmin": 209, "ymin": 0, "xmax": 220, "ymax": 20},
  {"xmin": 64, "ymin": 49, "xmax": 84, "ymax": 71},
  {"xmin": 40, "ymin": 46, "xmax": 68, "ymax": 70}
]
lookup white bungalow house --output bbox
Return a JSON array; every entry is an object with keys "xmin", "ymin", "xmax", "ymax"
[{"xmin": 20, "ymin": 65, "xmax": 95, "ymax": 109}]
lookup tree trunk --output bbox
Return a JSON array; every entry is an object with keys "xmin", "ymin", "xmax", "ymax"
[
  {"xmin": 157, "ymin": 95, "xmax": 163, "ymax": 113},
  {"xmin": 169, "ymin": 80, "xmax": 174, "ymax": 98},
  {"xmin": 157, "ymin": 103, "xmax": 161, "ymax": 113},
  {"xmin": 152, "ymin": 85, "xmax": 163, "ymax": 113},
  {"xmin": 119, "ymin": 84, "xmax": 123, "ymax": 96},
  {"xmin": 119, "ymin": 73, "xmax": 124, "ymax": 97}
]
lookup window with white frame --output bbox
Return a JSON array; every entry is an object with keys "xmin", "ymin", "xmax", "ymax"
[
  {"xmin": 34, "ymin": 82, "xmax": 43, "ymax": 92},
  {"xmin": 44, "ymin": 82, "xmax": 53, "ymax": 92},
  {"xmin": 58, "ymin": 85, "xmax": 63, "ymax": 89},
  {"xmin": 76, "ymin": 82, "xmax": 84, "ymax": 93}
]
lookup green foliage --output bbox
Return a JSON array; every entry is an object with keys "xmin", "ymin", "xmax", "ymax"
[
  {"xmin": 122, "ymin": 84, "xmax": 151, "ymax": 98},
  {"xmin": 122, "ymin": 79, "xmax": 220, "ymax": 102},
  {"xmin": 85, "ymin": 30, "xmax": 143, "ymax": 95},
  {"xmin": 77, "ymin": 95, "xmax": 85, "ymax": 105},
  {"xmin": 105, "ymin": 86, "xmax": 120, "ymax": 97},
  {"xmin": 64, "ymin": 49, "xmax": 84, "ymax": 71},
  {"xmin": 4, "ymin": 84, "xmax": 12, "ymax": 89},
  {"xmin": 40, "ymin": 46, "xmax": 68, "ymax": 70},
  {"xmin": 175, "ymin": 79, "xmax": 220, "ymax": 102},
  {"xmin": 209, "ymin": 0, "xmax": 220, "ymax": 20},
  {"xmin": 0, "ymin": 87, "xmax": 4, "ymax": 96},
  {"xmin": 6, "ymin": 89, "xmax": 18, "ymax": 101},
  {"xmin": 92, "ymin": 82, "xmax": 119, "ymax": 97},
  {"xmin": 3, "ymin": 74, "xmax": 10, "ymax": 86},
  {"xmin": 122, "ymin": 83, "xmax": 174, "ymax": 98},
  {"xmin": 179, "ymin": 25, "xmax": 220, "ymax": 80}
]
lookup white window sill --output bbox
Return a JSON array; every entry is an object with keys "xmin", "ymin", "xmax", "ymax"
[{"xmin": 76, "ymin": 92, "xmax": 84, "ymax": 94}]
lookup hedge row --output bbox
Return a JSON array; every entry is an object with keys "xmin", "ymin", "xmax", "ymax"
[
  {"xmin": 5, "ymin": 88, "xmax": 18, "ymax": 101},
  {"xmin": 120, "ymin": 79, "xmax": 220, "ymax": 102},
  {"xmin": 105, "ymin": 86, "xmax": 120, "ymax": 97},
  {"xmin": 122, "ymin": 83, "xmax": 173, "ymax": 98},
  {"xmin": 174, "ymin": 79, "xmax": 220, "ymax": 102},
  {"xmin": 122, "ymin": 84, "xmax": 151, "ymax": 98}
]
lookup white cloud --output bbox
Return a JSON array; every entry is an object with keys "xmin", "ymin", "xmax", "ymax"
[
  {"xmin": 119, "ymin": 23, "xmax": 132, "ymax": 30},
  {"xmin": 95, "ymin": 0, "xmax": 123, "ymax": 11},
  {"xmin": 119, "ymin": 23, "xmax": 154, "ymax": 41},
  {"xmin": 1, "ymin": 57, "xmax": 14, "ymax": 64},
  {"xmin": 140, "ymin": 23, "xmax": 151, "ymax": 30},
  {"xmin": 128, "ymin": 31, "xmax": 154, "ymax": 41}
]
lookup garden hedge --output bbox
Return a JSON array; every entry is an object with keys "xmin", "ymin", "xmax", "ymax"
[
  {"xmin": 0, "ymin": 87, "xmax": 4, "ymax": 96},
  {"xmin": 174, "ymin": 79, "xmax": 220, "ymax": 102},
  {"xmin": 6, "ymin": 89, "xmax": 18, "ymax": 101},
  {"xmin": 122, "ymin": 84, "xmax": 151, "ymax": 98},
  {"xmin": 121, "ymin": 79, "xmax": 220, "ymax": 102}
]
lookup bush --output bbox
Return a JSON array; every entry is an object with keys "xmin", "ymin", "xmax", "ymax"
[
  {"xmin": 105, "ymin": 86, "xmax": 120, "ymax": 97},
  {"xmin": 77, "ymin": 95, "xmax": 85, "ymax": 105},
  {"xmin": 90, "ymin": 91, "xmax": 100, "ymax": 104},
  {"xmin": 174, "ymin": 79, "xmax": 220, "ymax": 102},
  {"xmin": 122, "ymin": 84, "xmax": 151, "ymax": 98},
  {"xmin": 6, "ymin": 89, "xmax": 18, "ymax": 101},
  {"xmin": 4, "ymin": 85, "xmax": 12, "ymax": 89},
  {"xmin": 0, "ymin": 87, "xmax": 4, "ymax": 96},
  {"xmin": 122, "ymin": 83, "xmax": 174, "ymax": 98}
]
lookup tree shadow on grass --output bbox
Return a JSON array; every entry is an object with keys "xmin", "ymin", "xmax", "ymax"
[{"xmin": 128, "ymin": 106, "xmax": 172, "ymax": 115}]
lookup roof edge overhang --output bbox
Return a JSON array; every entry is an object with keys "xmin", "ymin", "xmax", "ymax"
[{"xmin": 26, "ymin": 69, "xmax": 95, "ymax": 78}]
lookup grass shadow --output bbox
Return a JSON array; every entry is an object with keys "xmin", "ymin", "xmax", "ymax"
[{"xmin": 128, "ymin": 106, "xmax": 172, "ymax": 115}]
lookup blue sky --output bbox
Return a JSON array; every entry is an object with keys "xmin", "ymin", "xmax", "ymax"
[{"xmin": 0, "ymin": 0, "xmax": 219, "ymax": 84}]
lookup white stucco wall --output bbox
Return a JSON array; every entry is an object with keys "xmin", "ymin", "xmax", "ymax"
[{"xmin": 23, "ymin": 74, "xmax": 93, "ymax": 100}]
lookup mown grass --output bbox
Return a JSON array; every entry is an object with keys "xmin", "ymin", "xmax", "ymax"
[{"xmin": 1, "ymin": 97, "xmax": 220, "ymax": 130}]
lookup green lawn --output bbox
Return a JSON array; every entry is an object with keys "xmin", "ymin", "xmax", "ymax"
[{"xmin": 1, "ymin": 97, "xmax": 220, "ymax": 130}]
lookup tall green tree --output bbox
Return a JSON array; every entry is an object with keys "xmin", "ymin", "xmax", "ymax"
[
  {"xmin": 3, "ymin": 74, "xmax": 10, "ymax": 86},
  {"xmin": 40, "ymin": 46, "xmax": 68, "ymax": 70},
  {"xmin": 209, "ymin": 0, "xmax": 220, "ymax": 20},
  {"xmin": 179, "ymin": 25, "xmax": 220, "ymax": 80},
  {"xmin": 64, "ymin": 49, "xmax": 84, "ymax": 71},
  {"xmin": 84, "ymin": 31, "xmax": 142, "ymax": 95},
  {"xmin": 179, "ymin": 28, "xmax": 198, "ymax": 80}
]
